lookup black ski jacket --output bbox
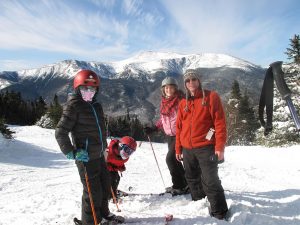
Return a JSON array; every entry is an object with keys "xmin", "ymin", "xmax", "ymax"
[{"xmin": 55, "ymin": 94, "xmax": 107, "ymax": 160}]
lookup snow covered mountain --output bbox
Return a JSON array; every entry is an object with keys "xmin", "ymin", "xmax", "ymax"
[{"xmin": 0, "ymin": 51, "xmax": 265, "ymax": 122}]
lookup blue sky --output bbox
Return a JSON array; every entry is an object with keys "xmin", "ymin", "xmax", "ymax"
[{"xmin": 0, "ymin": 0, "xmax": 299, "ymax": 71}]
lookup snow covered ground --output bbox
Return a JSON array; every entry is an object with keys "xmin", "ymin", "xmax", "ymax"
[{"xmin": 1, "ymin": 126, "xmax": 300, "ymax": 225}]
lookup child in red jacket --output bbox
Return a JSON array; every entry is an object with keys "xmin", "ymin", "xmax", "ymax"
[{"xmin": 105, "ymin": 136, "xmax": 137, "ymax": 198}]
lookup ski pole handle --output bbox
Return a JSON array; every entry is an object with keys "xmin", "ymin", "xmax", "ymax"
[{"xmin": 270, "ymin": 61, "xmax": 291, "ymax": 99}]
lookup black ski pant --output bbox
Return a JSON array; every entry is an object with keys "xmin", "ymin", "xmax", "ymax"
[
  {"xmin": 166, "ymin": 136, "xmax": 187, "ymax": 189},
  {"xmin": 109, "ymin": 171, "xmax": 120, "ymax": 198},
  {"xmin": 182, "ymin": 145, "xmax": 228, "ymax": 215},
  {"xmin": 76, "ymin": 157, "xmax": 111, "ymax": 225}
]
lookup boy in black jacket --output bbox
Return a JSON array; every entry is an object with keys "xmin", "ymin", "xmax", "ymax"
[{"xmin": 55, "ymin": 70, "xmax": 124, "ymax": 225}]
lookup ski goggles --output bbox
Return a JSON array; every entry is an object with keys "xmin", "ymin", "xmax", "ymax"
[
  {"xmin": 185, "ymin": 77, "xmax": 198, "ymax": 83},
  {"xmin": 79, "ymin": 86, "xmax": 97, "ymax": 92},
  {"xmin": 119, "ymin": 143, "xmax": 135, "ymax": 156}
]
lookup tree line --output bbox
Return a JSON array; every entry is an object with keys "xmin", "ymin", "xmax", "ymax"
[
  {"xmin": 0, "ymin": 90, "xmax": 153, "ymax": 142},
  {"xmin": 0, "ymin": 90, "xmax": 47, "ymax": 125},
  {"xmin": 0, "ymin": 79, "xmax": 259, "ymax": 144}
]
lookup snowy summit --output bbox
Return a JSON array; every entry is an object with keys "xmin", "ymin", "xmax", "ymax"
[{"xmin": 0, "ymin": 51, "xmax": 261, "ymax": 84}]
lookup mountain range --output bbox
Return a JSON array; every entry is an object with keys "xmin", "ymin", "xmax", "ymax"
[{"xmin": 0, "ymin": 51, "xmax": 266, "ymax": 122}]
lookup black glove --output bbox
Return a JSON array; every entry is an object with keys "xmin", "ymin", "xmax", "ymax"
[{"xmin": 144, "ymin": 126, "xmax": 157, "ymax": 135}]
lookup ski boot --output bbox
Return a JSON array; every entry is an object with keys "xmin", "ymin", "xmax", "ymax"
[
  {"xmin": 166, "ymin": 185, "xmax": 190, "ymax": 196},
  {"xmin": 208, "ymin": 206, "xmax": 229, "ymax": 220},
  {"xmin": 102, "ymin": 212, "xmax": 125, "ymax": 224}
]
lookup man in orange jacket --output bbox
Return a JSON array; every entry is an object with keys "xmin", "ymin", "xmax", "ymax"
[{"xmin": 175, "ymin": 69, "xmax": 228, "ymax": 220}]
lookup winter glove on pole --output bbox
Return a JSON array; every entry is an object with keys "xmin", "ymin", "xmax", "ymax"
[
  {"xmin": 143, "ymin": 126, "xmax": 157, "ymax": 135},
  {"xmin": 66, "ymin": 149, "xmax": 89, "ymax": 162}
]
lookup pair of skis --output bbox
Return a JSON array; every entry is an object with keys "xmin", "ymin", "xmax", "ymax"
[{"xmin": 73, "ymin": 217, "xmax": 125, "ymax": 225}]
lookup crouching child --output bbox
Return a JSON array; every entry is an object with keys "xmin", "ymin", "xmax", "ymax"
[{"xmin": 105, "ymin": 136, "xmax": 137, "ymax": 199}]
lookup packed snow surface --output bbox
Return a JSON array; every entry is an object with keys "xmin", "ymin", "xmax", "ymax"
[{"xmin": 0, "ymin": 126, "xmax": 300, "ymax": 225}]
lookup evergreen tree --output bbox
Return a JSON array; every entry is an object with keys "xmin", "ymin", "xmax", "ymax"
[
  {"xmin": 231, "ymin": 80, "xmax": 242, "ymax": 100},
  {"xmin": 47, "ymin": 94, "xmax": 63, "ymax": 128},
  {"xmin": 225, "ymin": 80, "xmax": 242, "ymax": 145},
  {"xmin": 226, "ymin": 81, "xmax": 260, "ymax": 145},
  {"xmin": 0, "ymin": 93, "xmax": 3, "ymax": 116},
  {"xmin": 130, "ymin": 115, "xmax": 144, "ymax": 140},
  {"xmin": 0, "ymin": 91, "xmax": 48, "ymax": 126},
  {"xmin": 285, "ymin": 34, "xmax": 300, "ymax": 64},
  {"xmin": 237, "ymin": 91, "xmax": 260, "ymax": 144},
  {"xmin": 106, "ymin": 113, "xmax": 155, "ymax": 142},
  {"xmin": 35, "ymin": 97, "xmax": 47, "ymax": 119},
  {"xmin": 0, "ymin": 117, "xmax": 14, "ymax": 139}
]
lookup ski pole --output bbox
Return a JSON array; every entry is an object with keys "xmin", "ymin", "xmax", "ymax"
[
  {"xmin": 106, "ymin": 116, "xmax": 113, "ymax": 141},
  {"xmin": 147, "ymin": 135, "xmax": 166, "ymax": 188},
  {"xmin": 138, "ymin": 141, "xmax": 143, "ymax": 147},
  {"xmin": 84, "ymin": 166, "xmax": 98, "ymax": 225},
  {"xmin": 110, "ymin": 187, "xmax": 121, "ymax": 212}
]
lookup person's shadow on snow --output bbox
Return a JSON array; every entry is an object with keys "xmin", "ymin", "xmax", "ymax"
[
  {"xmin": 0, "ymin": 138, "xmax": 69, "ymax": 168},
  {"xmin": 119, "ymin": 189, "xmax": 300, "ymax": 225},
  {"xmin": 225, "ymin": 189, "xmax": 300, "ymax": 225}
]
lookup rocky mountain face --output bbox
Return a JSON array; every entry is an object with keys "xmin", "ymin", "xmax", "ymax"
[{"xmin": 0, "ymin": 52, "xmax": 266, "ymax": 123}]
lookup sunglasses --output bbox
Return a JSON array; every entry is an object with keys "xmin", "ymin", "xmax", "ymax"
[
  {"xmin": 79, "ymin": 86, "xmax": 97, "ymax": 91},
  {"xmin": 119, "ymin": 143, "xmax": 135, "ymax": 156},
  {"xmin": 185, "ymin": 77, "xmax": 198, "ymax": 83}
]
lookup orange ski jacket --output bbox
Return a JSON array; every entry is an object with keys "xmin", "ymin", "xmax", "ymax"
[{"xmin": 175, "ymin": 90, "xmax": 227, "ymax": 154}]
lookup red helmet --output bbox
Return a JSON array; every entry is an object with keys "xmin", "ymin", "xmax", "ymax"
[
  {"xmin": 120, "ymin": 136, "xmax": 137, "ymax": 151},
  {"xmin": 73, "ymin": 70, "xmax": 100, "ymax": 89}
]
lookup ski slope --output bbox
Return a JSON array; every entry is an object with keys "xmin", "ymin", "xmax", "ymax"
[{"xmin": 0, "ymin": 126, "xmax": 300, "ymax": 225}]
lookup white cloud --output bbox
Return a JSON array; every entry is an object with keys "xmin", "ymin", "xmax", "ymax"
[
  {"xmin": 0, "ymin": 59, "xmax": 39, "ymax": 71},
  {"xmin": 1, "ymin": 0, "xmax": 298, "ymax": 68},
  {"xmin": 0, "ymin": 0, "xmax": 130, "ymax": 60},
  {"xmin": 122, "ymin": 0, "xmax": 143, "ymax": 16},
  {"xmin": 0, "ymin": 0, "xmax": 171, "ymax": 64},
  {"xmin": 161, "ymin": 0, "xmax": 300, "ymax": 65},
  {"xmin": 88, "ymin": 0, "xmax": 116, "ymax": 8}
]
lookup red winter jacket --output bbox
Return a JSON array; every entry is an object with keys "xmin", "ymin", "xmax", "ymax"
[
  {"xmin": 175, "ymin": 90, "xmax": 227, "ymax": 154},
  {"xmin": 106, "ymin": 139, "xmax": 128, "ymax": 172}
]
